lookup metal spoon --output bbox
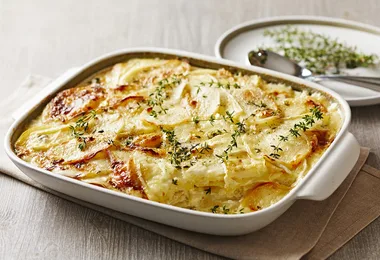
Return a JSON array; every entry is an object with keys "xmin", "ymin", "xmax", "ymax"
[{"xmin": 248, "ymin": 49, "xmax": 380, "ymax": 92}]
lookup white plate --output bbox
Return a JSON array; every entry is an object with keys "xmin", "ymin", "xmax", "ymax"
[{"xmin": 215, "ymin": 16, "xmax": 380, "ymax": 106}]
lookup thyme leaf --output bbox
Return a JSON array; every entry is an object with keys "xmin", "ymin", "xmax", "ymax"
[
  {"xmin": 211, "ymin": 205, "xmax": 219, "ymax": 213},
  {"xmin": 222, "ymin": 205, "xmax": 230, "ymax": 214}
]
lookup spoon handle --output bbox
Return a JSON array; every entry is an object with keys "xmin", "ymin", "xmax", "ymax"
[{"xmin": 309, "ymin": 75, "xmax": 380, "ymax": 92}]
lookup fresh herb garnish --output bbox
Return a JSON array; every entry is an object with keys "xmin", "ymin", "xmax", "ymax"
[
  {"xmin": 209, "ymin": 115, "xmax": 216, "ymax": 125},
  {"xmin": 172, "ymin": 178, "xmax": 178, "ymax": 185},
  {"xmin": 69, "ymin": 110, "xmax": 97, "ymax": 150},
  {"xmin": 216, "ymin": 119, "xmax": 247, "ymax": 162},
  {"xmin": 162, "ymin": 129, "xmax": 197, "ymax": 169},
  {"xmin": 263, "ymin": 26, "xmax": 378, "ymax": 74},
  {"xmin": 222, "ymin": 205, "xmax": 230, "ymax": 214},
  {"xmin": 207, "ymin": 130, "xmax": 223, "ymax": 139},
  {"xmin": 192, "ymin": 116, "xmax": 200, "ymax": 124},
  {"xmin": 211, "ymin": 205, "xmax": 219, "ymax": 213},
  {"xmin": 205, "ymin": 187, "xmax": 211, "ymax": 194},
  {"xmin": 125, "ymin": 136, "xmax": 134, "ymax": 146},
  {"xmin": 199, "ymin": 142, "xmax": 211, "ymax": 154},
  {"xmin": 72, "ymin": 110, "xmax": 96, "ymax": 133},
  {"xmin": 247, "ymin": 101, "xmax": 267, "ymax": 108},
  {"xmin": 78, "ymin": 139, "xmax": 86, "ymax": 151},
  {"xmin": 269, "ymin": 107, "xmax": 323, "ymax": 159},
  {"xmin": 147, "ymin": 75, "xmax": 182, "ymax": 117},
  {"xmin": 191, "ymin": 110, "xmax": 239, "ymax": 126},
  {"xmin": 224, "ymin": 110, "xmax": 235, "ymax": 123},
  {"xmin": 198, "ymin": 80, "xmax": 241, "ymax": 91},
  {"xmin": 147, "ymin": 84, "xmax": 168, "ymax": 117}
]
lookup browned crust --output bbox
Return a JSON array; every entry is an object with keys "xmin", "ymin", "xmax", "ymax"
[
  {"xmin": 47, "ymin": 86, "xmax": 105, "ymax": 122},
  {"xmin": 106, "ymin": 150, "xmax": 147, "ymax": 198}
]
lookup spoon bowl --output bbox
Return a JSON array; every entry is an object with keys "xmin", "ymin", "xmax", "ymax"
[
  {"xmin": 248, "ymin": 49, "xmax": 312, "ymax": 77},
  {"xmin": 248, "ymin": 49, "xmax": 380, "ymax": 92}
]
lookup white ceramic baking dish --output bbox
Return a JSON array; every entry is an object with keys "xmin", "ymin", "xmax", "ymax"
[{"xmin": 4, "ymin": 48, "xmax": 360, "ymax": 236}]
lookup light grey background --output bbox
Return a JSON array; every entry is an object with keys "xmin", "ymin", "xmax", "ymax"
[{"xmin": 1, "ymin": 0, "xmax": 380, "ymax": 259}]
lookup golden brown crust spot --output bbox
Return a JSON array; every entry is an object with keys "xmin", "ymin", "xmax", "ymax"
[
  {"xmin": 124, "ymin": 146, "xmax": 165, "ymax": 158},
  {"xmin": 109, "ymin": 95, "xmax": 145, "ymax": 109},
  {"xmin": 306, "ymin": 99, "xmax": 327, "ymax": 112},
  {"xmin": 306, "ymin": 130, "xmax": 332, "ymax": 152},
  {"xmin": 46, "ymin": 86, "xmax": 105, "ymax": 122},
  {"xmin": 133, "ymin": 133, "xmax": 162, "ymax": 148},
  {"xmin": 107, "ymin": 150, "xmax": 147, "ymax": 198},
  {"xmin": 217, "ymin": 68, "xmax": 233, "ymax": 78}
]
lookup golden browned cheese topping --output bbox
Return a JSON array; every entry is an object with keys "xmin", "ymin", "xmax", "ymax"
[{"xmin": 15, "ymin": 59, "xmax": 342, "ymax": 214}]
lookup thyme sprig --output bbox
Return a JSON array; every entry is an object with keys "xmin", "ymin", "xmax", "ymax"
[
  {"xmin": 210, "ymin": 205, "xmax": 230, "ymax": 214},
  {"xmin": 224, "ymin": 111, "xmax": 235, "ymax": 123},
  {"xmin": 69, "ymin": 110, "xmax": 96, "ymax": 150},
  {"xmin": 192, "ymin": 116, "xmax": 200, "ymax": 124},
  {"xmin": 147, "ymin": 75, "xmax": 182, "ymax": 117},
  {"xmin": 199, "ymin": 80, "xmax": 241, "ymax": 90},
  {"xmin": 162, "ymin": 129, "xmax": 198, "ymax": 169},
  {"xmin": 209, "ymin": 115, "xmax": 216, "ymax": 125},
  {"xmin": 207, "ymin": 129, "xmax": 225, "ymax": 139},
  {"xmin": 191, "ymin": 110, "xmax": 236, "ymax": 126},
  {"xmin": 263, "ymin": 26, "xmax": 378, "ymax": 74},
  {"xmin": 216, "ymin": 119, "xmax": 247, "ymax": 162},
  {"xmin": 269, "ymin": 107, "xmax": 323, "ymax": 159},
  {"xmin": 247, "ymin": 101, "xmax": 267, "ymax": 108},
  {"xmin": 198, "ymin": 142, "xmax": 212, "ymax": 154}
]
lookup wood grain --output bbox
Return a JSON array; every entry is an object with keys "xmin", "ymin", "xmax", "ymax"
[{"xmin": 0, "ymin": 0, "xmax": 380, "ymax": 259}]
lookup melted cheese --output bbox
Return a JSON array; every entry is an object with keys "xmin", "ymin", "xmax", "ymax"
[{"xmin": 14, "ymin": 58, "xmax": 342, "ymax": 214}]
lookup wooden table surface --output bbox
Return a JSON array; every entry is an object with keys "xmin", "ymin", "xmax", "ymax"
[{"xmin": 1, "ymin": 0, "xmax": 380, "ymax": 259}]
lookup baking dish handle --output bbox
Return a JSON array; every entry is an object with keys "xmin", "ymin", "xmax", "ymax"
[
  {"xmin": 12, "ymin": 68, "xmax": 80, "ymax": 121},
  {"xmin": 296, "ymin": 132, "xmax": 360, "ymax": 201}
]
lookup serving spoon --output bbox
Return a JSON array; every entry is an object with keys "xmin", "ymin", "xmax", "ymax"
[{"xmin": 248, "ymin": 49, "xmax": 380, "ymax": 92}]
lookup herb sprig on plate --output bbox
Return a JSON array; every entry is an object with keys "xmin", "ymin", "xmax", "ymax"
[{"xmin": 263, "ymin": 26, "xmax": 378, "ymax": 74}]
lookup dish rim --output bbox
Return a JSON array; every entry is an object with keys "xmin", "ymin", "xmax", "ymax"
[
  {"xmin": 214, "ymin": 15, "xmax": 380, "ymax": 104},
  {"xmin": 4, "ymin": 47, "xmax": 351, "ymax": 219}
]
